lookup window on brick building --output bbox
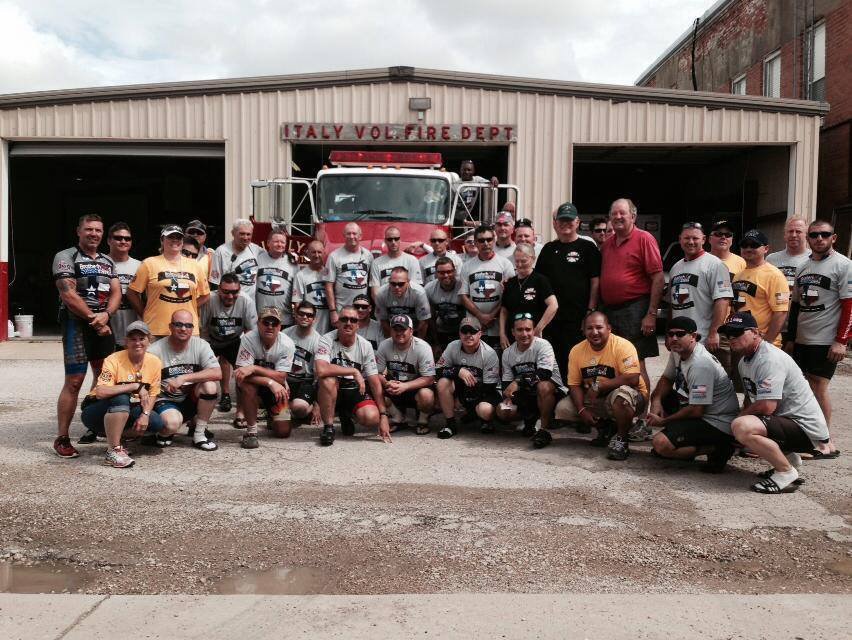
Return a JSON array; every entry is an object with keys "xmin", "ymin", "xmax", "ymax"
[
  {"xmin": 732, "ymin": 74, "xmax": 747, "ymax": 95},
  {"xmin": 807, "ymin": 21, "xmax": 826, "ymax": 102},
  {"xmin": 763, "ymin": 52, "xmax": 781, "ymax": 98}
]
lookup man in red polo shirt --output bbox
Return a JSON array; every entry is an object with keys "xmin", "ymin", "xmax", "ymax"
[{"xmin": 599, "ymin": 198, "xmax": 664, "ymax": 439}]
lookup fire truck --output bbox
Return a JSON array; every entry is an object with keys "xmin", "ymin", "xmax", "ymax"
[{"xmin": 249, "ymin": 150, "xmax": 519, "ymax": 257}]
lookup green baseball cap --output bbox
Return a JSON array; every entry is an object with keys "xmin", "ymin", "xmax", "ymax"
[{"xmin": 555, "ymin": 202, "xmax": 578, "ymax": 221}]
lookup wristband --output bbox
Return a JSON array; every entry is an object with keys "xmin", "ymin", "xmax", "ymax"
[{"xmin": 578, "ymin": 406, "xmax": 587, "ymax": 416}]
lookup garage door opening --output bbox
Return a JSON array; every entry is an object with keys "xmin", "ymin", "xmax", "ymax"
[
  {"xmin": 8, "ymin": 148, "xmax": 225, "ymax": 335},
  {"xmin": 572, "ymin": 145, "xmax": 791, "ymax": 254}
]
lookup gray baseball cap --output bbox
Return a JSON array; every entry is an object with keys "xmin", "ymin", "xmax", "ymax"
[{"xmin": 125, "ymin": 320, "xmax": 152, "ymax": 337}]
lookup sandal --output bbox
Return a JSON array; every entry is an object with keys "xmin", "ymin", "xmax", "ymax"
[
  {"xmin": 232, "ymin": 416, "xmax": 248, "ymax": 429},
  {"xmin": 415, "ymin": 424, "xmax": 431, "ymax": 436},
  {"xmin": 757, "ymin": 468, "xmax": 804, "ymax": 484},
  {"xmin": 437, "ymin": 426, "xmax": 456, "ymax": 439},
  {"xmin": 808, "ymin": 449, "xmax": 841, "ymax": 460},
  {"xmin": 751, "ymin": 477, "xmax": 801, "ymax": 494},
  {"xmin": 193, "ymin": 439, "xmax": 218, "ymax": 451}
]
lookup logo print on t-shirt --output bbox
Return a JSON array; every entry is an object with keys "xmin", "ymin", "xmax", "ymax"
[
  {"xmin": 343, "ymin": 264, "xmax": 367, "ymax": 288},
  {"xmin": 565, "ymin": 251, "xmax": 580, "ymax": 263}
]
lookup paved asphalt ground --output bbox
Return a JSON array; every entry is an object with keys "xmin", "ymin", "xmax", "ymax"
[{"xmin": 0, "ymin": 340, "xmax": 850, "ymax": 639}]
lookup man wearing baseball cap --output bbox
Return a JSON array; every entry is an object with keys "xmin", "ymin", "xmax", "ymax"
[
  {"xmin": 647, "ymin": 317, "xmax": 740, "ymax": 473},
  {"xmin": 375, "ymin": 315, "xmax": 436, "ymax": 434},
  {"xmin": 722, "ymin": 312, "xmax": 831, "ymax": 493},
  {"xmin": 233, "ymin": 307, "xmax": 296, "ymax": 448},
  {"xmin": 730, "ymin": 229, "xmax": 789, "ymax": 347},
  {"xmin": 493, "ymin": 211, "xmax": 516, "ymax": 261},
  {"xmin": 184, "ymin": 219, "xmax": 214, "ymax": 277},
  {"xmin": 512, "ymin": 218, "xmax": 543, "ymax": 260},
  {"xmin": 434, "ymin": 316, "xmax": 501, "ymax": 439}
]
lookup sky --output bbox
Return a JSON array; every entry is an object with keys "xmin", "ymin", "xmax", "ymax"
[{"xmin": 0, "ymin": 0, "xmax": 712, "ymax": 95}]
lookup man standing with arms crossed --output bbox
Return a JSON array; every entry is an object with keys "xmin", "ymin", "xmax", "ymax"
[
  {"xmin": 292, "ymin": 240, "xmax": 331, "ymax": 335},
  {"xmin": 768, "ymin": 217, "xmax": 810, "ymax": 292},
  {"xmin": 255, "ymin": 228, "xmax": 298, "ymax": 327},
  {"xmin": 323, "ymin": 222, "xmax": 373, "ymax": 327},
  {"xmin": 52, "ymin": 214, "xmax": 122, "ymax": 458}
]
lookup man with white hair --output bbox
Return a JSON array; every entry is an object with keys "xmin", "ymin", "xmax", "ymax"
[
  {"xmin": 323, "ymin": 222, "xmax": 373, "ymax": 327},
  {"xmin": 210, "ymin": 218, "xmax": 262, "ymax": 297}
]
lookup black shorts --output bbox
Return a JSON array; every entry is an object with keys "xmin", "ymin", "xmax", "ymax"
[
  {"xmin": 455, "ymin": 384, "xmax": 501, "ymax": 413},
  {"xmin": 336, "ymin": 385, "xmax": 377, "ymax": 417},
  {"xmin": 513, "ymin": 383, "xmax": 566, "ymax": 418},
  {"xmin": 604, "ymin": 297, "xmax": 659, "ymax": 360},
  {"xmin": 211, "ymin": 340, "xmax": 241, "ymax": 367},
  {"xmin": 388, "ymin": 389, "xmax": 421, "ymax": 410},
  {"xmin": 288, "ymin": 379, "xmax": 316, "ymax": 405},
  {"xmin": 60, "ymin": 310, "xmax": 115, "ymax": 375},
  {"xmin": 660, "ymin": 418, "xmax": 734, "ymax": 449},
  {"xmin": 153, "ymin": 397, "xmax": 198, "ymax": 421},
  {"xmin": 758, "ymin": 415, "xmax": 815, "ymax": 453},
  {"xmin": 793, "ymin": 344, "xmax": 838, "ymax": 380}
]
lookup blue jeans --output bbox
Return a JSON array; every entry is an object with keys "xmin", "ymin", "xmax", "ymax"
[{"xmin": 81, "ymin": 394, "xmax": 164, "ymax": 435}]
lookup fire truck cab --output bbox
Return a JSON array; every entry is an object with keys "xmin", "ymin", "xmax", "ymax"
[{"xmin": 250, "ymin": 150, "xmax": 518, "ymax": 257}]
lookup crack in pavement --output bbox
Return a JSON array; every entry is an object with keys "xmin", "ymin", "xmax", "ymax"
[{"xmin": 55, "ymin": 594, "xmax": 109, "ymax": 639}]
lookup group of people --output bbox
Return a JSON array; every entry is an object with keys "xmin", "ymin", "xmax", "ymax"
[{"xmin": 50, "ymin": 200, "xmax": 849, "ymax": 495}]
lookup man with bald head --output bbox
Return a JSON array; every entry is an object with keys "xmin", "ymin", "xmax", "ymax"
[
  {"xmin": 210, "ymin": 218, "xmax": 262, "ymax": 296},
  {"xmin": 323, "ymin": 222, "xmax": 373, "ymax": 327},
  {"xmin": 369, "ymin": 225, "xmax": 422, "ymax": 298},
  {"xmin": 768, "ymin": 217, "xmax": 810, "ymax": 291}
]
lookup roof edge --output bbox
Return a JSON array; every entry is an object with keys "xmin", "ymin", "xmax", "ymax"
[{"xmin": 0, "ymin": 65, "xmax": 828, "ymax": 117}]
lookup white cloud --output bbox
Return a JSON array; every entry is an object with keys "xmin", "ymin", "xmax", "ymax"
[{"xmin": 0, "ymin": 0, "xmax": 712, "ymax": 94}]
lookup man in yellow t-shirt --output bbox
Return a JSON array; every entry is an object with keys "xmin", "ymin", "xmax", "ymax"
[
  {"xmin": 731, "ymin": 229, "xmax": 789, "ymax": 346},
  {"xmin": 127, "ymin": 226, "xmax": 211, "ymax": 337},
  {"xmin": 555, "ymin": 311, "xmax": 647, "ymax": 461}
]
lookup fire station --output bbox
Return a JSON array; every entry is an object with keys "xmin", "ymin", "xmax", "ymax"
[{"xmin": 0, "ymin": 66, "xmax": 828, "ymax": 338}]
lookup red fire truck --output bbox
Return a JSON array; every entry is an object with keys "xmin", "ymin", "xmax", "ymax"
[{"xmin": 249, "ymin": 150, "xmax": 518, "ymax": 257}]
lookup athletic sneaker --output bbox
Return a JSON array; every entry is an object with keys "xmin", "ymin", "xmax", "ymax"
[
  {"xmin": 590, "ymin": 423, "xmax": 614, "ymax": 447},
  {"xmin": 320, "ymin": 426, "xmax": 335, "ymax": 446},
  {"xmin": 340, "ymin": 415, "xmax": 355, "ymax": 437},
  {"xmin": 480, "ymin": 421, "xmax": 495, "ymax": 434},
  {"xmin": 606, "ymin": 436, "xmax": 630, "ymax": 461},
  {"xmin": 521, "ymin": 417, "xmax": 538, "ymax": 438},
  {"xmin": 628, "ymin": 419, "xmax": 653, "ymax": 442},
  {"xmin": 53, "ymin": 436, "xmax": 79, "ymax": 458},
  {"xmin": 104, "ymin": 446, "xmax": 134, "ymax": 468},
  {"xmin": 437, "ymin": 425, "xmax": 456, "ymax": 439},
  {"xmin": 77, "ymin": 430, "xmax": 98, "ymax": 444},
  {"xmin": 216, "ymin": 394, "xmax": 232, "ymax": 413},
  {"xmin": 241, "ymin": 434, "xmax": 259, "ymax": 449},
  {"xmin": 701, "ymin": 443, "xmax": 735, "ymax": 474},
  {"xmin": 532, "ymin": 429, "xmax": 552, "ymax": 449}
]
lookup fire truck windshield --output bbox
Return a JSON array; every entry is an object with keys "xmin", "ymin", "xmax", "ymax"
[{"xmin": 317, "ymin": 175, "xmax": 450, "ymax": 224}]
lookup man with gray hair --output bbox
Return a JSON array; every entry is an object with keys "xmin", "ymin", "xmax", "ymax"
[
  {"xmin": 210, "ymin": 218, "xmax": 262, "ymax": 297},
  {"xmin": 323, "ymin": 222, "xmax": 373, "ymax": 327}
]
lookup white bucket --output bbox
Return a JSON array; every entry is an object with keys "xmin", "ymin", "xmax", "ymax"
[{"xmin": 14, "ymin": 315, "xmax": 33, "ymax": 338}]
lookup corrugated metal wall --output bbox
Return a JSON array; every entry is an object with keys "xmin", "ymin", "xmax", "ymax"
[{"xmin": 0, "ymin": 81, "xmax": 822, "ymax": 241}]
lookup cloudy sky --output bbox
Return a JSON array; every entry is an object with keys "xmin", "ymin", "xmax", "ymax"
[{"xmin": 0, "ymin": 0, "xmax": 711, "ymax": 95}]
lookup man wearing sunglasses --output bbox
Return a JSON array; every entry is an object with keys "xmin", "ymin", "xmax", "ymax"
[
  {"xmin": 512, "ymin": 218, "xmax": 544, "ymax": 260},
  {"xmin": 106, "ymin": 222, "xmax": 141, "ymax": 351},
  {"xmin": 418, "ymin": 229, "xmax": 462, "ymax": 284},
  {"xmin": 201, "ymin": 273, "xmax": 258, "ymax": 418},
  {"xmin": 425, "ymin": 256, "xmax": 465, "ymax": 356},
  {"xmin": 647, "ymin": 317, "xmax": 739, "ymax": 472},
  {"xmin": 234, "ymin": 307, "xmax": 296, "ymax": 448},
  {"xmin": 730, "ymin": 229, "xmax": 789, "ymax": 347},
  {"xmin": 353, "ymin": 294, "xmax": 382, "ymax": 350},
  {"xmin": 184, "ymin": 219, "xmax": 214, "ymax": 278},
  {"xmin": 369, "ymin": 226, "xmax": 423, "ymax": 297},
  {"xmin": 149, "ymin": 310, "xmax": 222, "ymax": 451},
  {"xmin": 708, "ymin": 220, "xmax": 746, "ymax": 283},
  {"xmin": 292, "ymin": 240, "xmax": 331, "ymax": 335},
  {"xmin": 323, "ymin": 222, "xmax": 373, "ymax": 327},
  {"xmin": 722, "ymin": 313, "xmax": 831, "ymax": 493},
  {"xmin": 376, "ymin": 314, "xmax": 436, "ymax": 435},
  {"xmin": 210, "ymin": 218, "xmax": 261, "ymax": 297},
  {"xmin": 374, "ymin": 267, "xmax": 431, "ymax": 338},
  {"xmin": 283, "ymin": 301, "xmax": 323, "ymax": 424},
  {"xmin": 496, "ymin": 313, "xmax": 566, "ymax": 446},
  {"xmin": 667, "ymin": 222, "xmax": 732, "ymax": 353},
  {"xmin": 315, "ymin": 306, "xmax": 391, "ymax": 446},
  {"xmin": 589, "ymin": 217, "xmax": 613, "ymax": 249},
  {"xmin": 256, "ymin": 228, "xmax": 298, "ymax": 327},
  {"xmin": 435, "ymin": 316, "xmax": 501, "ymax": 439},
  {"xmin": 784, "ymin": 220, "xmax": 851, "ymax": 458},
  {"xmin": 459, "ymin": 225, "xmax": 515, "ymax": 353}
]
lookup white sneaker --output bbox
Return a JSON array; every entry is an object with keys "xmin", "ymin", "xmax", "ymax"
[{"xmin": 104, "ymin": 446, "xmax": 135, "ymax": 468}]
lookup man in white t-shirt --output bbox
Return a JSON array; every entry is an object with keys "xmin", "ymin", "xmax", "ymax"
[
  {"xmin": 210, "ymin": 218, "xmax": 262, "ymax": 297},
  {"xmin": 369, "ymin": 226, "xmax": 422, "ymax": 296}
]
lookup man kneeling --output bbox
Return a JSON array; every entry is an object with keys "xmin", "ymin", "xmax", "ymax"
[
  {"xmin": 234, "ymin": 307, "xmax": 296, "ymax": 448},
  {"xmin": 556, "ymin": 311, "xmax": 648, "ymax": 461},
  {"xmin": 149, "ymin": 310, "xmax": 222, "ymax": 451},
  {"xmin": 376, "ymin": 314, "xmax": 436, "ymax": 435},
  {"xmin": 647, "ymin": 317, "xmax": 739, "ymax": 472},
  {"xmin": 435, "ymin": 316, "xmax": 501, "ymax": 439},
  {"xmin": 496, "ymin": 313, "xmax": 566, "ymax": 447},
  {"xmin": 80, "ymin": 321, "xmax": 164, "ymax": 468}
]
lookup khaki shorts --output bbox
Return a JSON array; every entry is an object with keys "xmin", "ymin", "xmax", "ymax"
[{"xmin": 555, "ymin": 385, "xmax": 646, "ymax": 421}]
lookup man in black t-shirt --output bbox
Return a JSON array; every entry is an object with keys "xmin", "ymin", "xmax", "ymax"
[
  {"xmin": 499, "ymin": 243, "xmax": 558, "ymax": 350},
  {"xmin": 534, "ymin": 202, "xmax": 601, "ymax": 374}
]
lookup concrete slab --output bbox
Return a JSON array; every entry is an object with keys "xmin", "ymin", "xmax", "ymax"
[{"xmin": 0, "ymin": 594, "xmax": 104, "ymax": 640}]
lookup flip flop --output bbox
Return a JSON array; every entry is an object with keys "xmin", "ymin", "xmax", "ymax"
[
  {"xmin": 415, "ymin": 425, "xmax": 431, "ymax": 435},
  {"xmin": 808, "ymin": 449, "xmax": 840, "ymax": 460},
  {"xmin": 193, "ymin": 439, "xmax": 218, "ymax": 451},
  {"xmin": 751, "ymin": 477, "xmax": 801, "ymax": 494},
  {"xmin": 232, "ymin": 416, "xmax": 248, "ymax": 429},
  {"xmin": 757, "ymin": 468, "xmax": 804, "ymax": 484}
]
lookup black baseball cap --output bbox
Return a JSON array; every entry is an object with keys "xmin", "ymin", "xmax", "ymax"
[
  {"xmin": 390, "ymin": 314, "xmax": 413, "ymax": 329},
  {"xmin": 711, "ymin": 220, "xmax": 734, "ymax": 233},
  {"xmin": 718, "ymin": 312, "xmax": 759, "ymax": 336},
  {"xmin": 667, "ymin": 316, "xmax": 698, "ymax": 333},
  {"xmin": 741, "ymin": 229, "xmax": 769, "ymax": 247},
  {"xmin": 514, "ymin": 218, "xmax": 534, "ymax": 229},
  {"xmin": 185, "ymin": 219, "xmax": 207, "ymax": 233},
  {"xmin": 555, "ymin": 202, "xmax": 578, "ymax": 221}
]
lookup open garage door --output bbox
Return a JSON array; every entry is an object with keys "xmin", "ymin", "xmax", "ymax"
[{"xmin": 8, "ymin": 143, "xmax": 225, "ymax": 335}]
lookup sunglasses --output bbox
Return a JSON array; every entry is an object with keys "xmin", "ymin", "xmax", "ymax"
[
  {"xmin": 385, "ymin": 237, "xmax": 401, "ymax": 242},
  {"xmin": 186, "ymin": 228, "xmax": 204, "ymax": 236},
  {"xmin": 171, "ymin": 322, "xmax": 194, "ymax": 329},
  {"xmin": 739, "ymin": 242, "xmax": 762, "ymax": 249},
  {"xmin": 339, "ymin": 316, "xmax": 359, "ymax": 324},
  {"xmin": 666, "ymin": 330, "xmax": 689, "ymax": 338},
  {"xmin": 513, "ymin": 312, "xmax": 533, "ymax": 321},
  {"xmin": 711, "ymin": 231, "xmax": 733, "ymax": 238},
  {"xmin": 353, "ymin": 304, "xmax": 371, "ymax": 310},
  {"xmin": 112, "ymin": 235, "xmax": 132, "ymax": 242},
  {"xmin": 296, "ymin": 310, "xmax": 315, "ymax": 318},
  {"xmin": 460, "ymin": 326, "xmax": 480, "ymax": 335},
  {"xmin": 476, "ymin": 237, "xmax": 494, "ymax": 243},
  {"xmin": 261, "ymin": 318, "xmax": 281, "ymax": 327},
  {"xmin": 182, "ymin": 250, "xmax": 199, "ymax": 258},
  {"xmin": 219, "ymin": 288, "xmax": 239, "ymax": 296},
  {"xmin": 592, "ymin": 228, "xmax": 607, "ymax": 233},
  {"xmin": 682, "ymin": 222, "xmax": 703, "ymax": 230},
  {"xmin": 430, "ymin": 237, "xmax": 448, "ymax": 243},
  {"xmin": 389, "ymin": 281, "xmax": 406, "ymax": 288},
  {"xmin": 808, "ymin": 231, "xmax": 833, "ymax": 239}
]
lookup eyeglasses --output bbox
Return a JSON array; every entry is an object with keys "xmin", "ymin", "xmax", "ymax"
[
  {"xmin": 339, "ymin": 316, "xmax": 359, "ymax": 324},
  {"xmin": 219, "ymin": 289, "xmax": 239, "ymax": 296},
  {"xmin": 112, "ymin": 235, "xmax": 132, "ymax": 242},
  {"xmin": 182, "ymin": 250, "xmax": 199, "ymax": 258},
  {"xmin": 171, "ymin": 322, "xmax": 194, "ymax": 329},
  {"xmin": 430, "ymin": 237, "xmax": 447, "ymax": 243},
  {"xmin": 389, "ymin": 281, "xmax": 406, "ymax": 288},
  {"xmin": 385, "ymin": 237, "xmax": 401, "ymax": 242},
  {"xmin": 353, "ymin": 304, "xmax": 371, "ymax": 310},
  {"xmin": 711, "ymin": 231, "xmax": 733, "ymax": 238},
  {"xmin": 666, "ymin": 330, "xmax": 689, "ymax": 338},
  {"xmin": 808, "ymin": 231, "xmax": 833, "ymax": 239},
  {"xmin": 459, "ymin": 326, "xmax": 480, "ymax": 335},
  {"xmin": 476, "ymin": 237, "xmax": 494, "ymax": 243},
  {"xmin": 682, "ymin": 222, "xmax": 703, "ymax": 230},
  {"xmin": 513, "ymin": 312, "xmax": 533, "ymax": 321},
  {"xmin": 296, "ymin": 310, "xmax": 315, "ymax": 319},
  {"xmin": 261, "ymin": 318, "xmax": 281, "ymax": 327},
  {"xmin": 739, "ymin": 241, "xmax": 762, "ymax": 249}
]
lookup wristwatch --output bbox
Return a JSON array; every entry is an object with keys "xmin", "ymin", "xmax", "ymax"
[{"xmin": 142, "ymin": 410, "xmax": 150, "ymax": 416}]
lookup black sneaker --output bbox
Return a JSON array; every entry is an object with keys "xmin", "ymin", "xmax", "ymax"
[
  {"xmin": 480, "ymin": 421, "xmax": 495, "ymax": 434},
  {"xmin": 521, "ymin": 417, "xmax": 537, "ymax": 438},
  {"xmin": 216, "ymin": 394, "xmax": 232, "ymax": 413},
  {"xmin": 437, "ymin": 425, "xmax": 456, "ymax": 439},
  {"xmin": 590, "ymin": 423, "xmax": 614, "ymax": 447},
  {"xmin": 77, "ymin": 430, "xmax": 98, "ymax": 444},
  {"xmin": 532, "ymin": 429, "xmax": 552, "ymax": 449},
  {"xmin": 320, "ymin": 426, "xmax": 336, "ymax": 446},
  {"xmin": 606, "ymin": 436, "xmax": 630, "ymax": 461},
  {"xmin": 701, "ymin": 443, "xmax": 735, "ymax": 474},
  {"xmin": 340, "ymin": 415, "xmax": 355, "ymax": 436},
  {"xmin": 460, "ymin": 411, "xmax": 478, "ymax": 425}
]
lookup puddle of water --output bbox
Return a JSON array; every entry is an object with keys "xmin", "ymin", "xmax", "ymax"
[
  {"xmin": 213, "ymin": 566, "xmax": 336, "ymax": 595},
  {"xmin": 0, "ymin": 561, "xmax": 94, "ymax": 593}
]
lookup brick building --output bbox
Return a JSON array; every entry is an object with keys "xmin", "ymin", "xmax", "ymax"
[{"xmin": 636, "ymin": 0, "xmax": 851, "ymax": 254}]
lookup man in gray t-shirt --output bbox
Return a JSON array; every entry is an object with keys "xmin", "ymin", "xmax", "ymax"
[
  {"xmin": 648, "ymin": 317, "xmax": 739, "ymax": 472},
  {"xmin": 283, "ymin": 300, "xmax": 323, "ymax": 422},
  {"xmin": 292, "ymin": 240, "xmax": 330, "ymax": 335},
  {"xmin": 369, "ymin": 226, "xmax": 422, "ymax": 295},
  {"xmin": 149, "ymin": 310, "xmax": 222, "ymax": 451},
  {"xmin": 459, "ymin": 226, "xmax": 515, "ymax": 345},
  {"xmin": 375, "ymin": 315, "xmax": 436, "ymax": 434},
  {"xmin": 106, "ymin": 225, "xmax": 141, "ymax": 347},
  {"xmin": 425, "ymin": 264, "xmax": 464, "ymax": 353},
  {"xmin": 721, "ymin": 312, "xmax": 831, "ymax": 494},
  {"xmin": 374, "ymin": 268, "xmax": 431, "ymax": 338},
  {"xmin": 210, "ymin": 219, "xmax": 262, "ymax": 297},
  {"xmin": 323, "ymin": 223, "xmax": 373, "ymax": 321},
  {"xmin": 668, "ymin": 232, "xmax": 732, "ymax": 350},
  {"xmin": 255, "ymin": 230, "xmax": 298, "ymax": 325},
  {"xmin": 496, "ymin": 316, "xmax": 564, "ymax": 441}
]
